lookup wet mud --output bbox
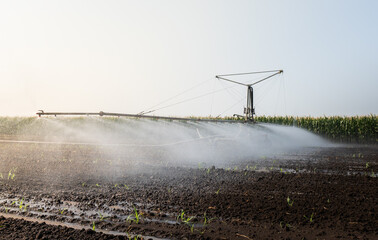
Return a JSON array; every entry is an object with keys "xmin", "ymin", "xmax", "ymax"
[{"xmin": 0, "ymin": 142, "xmax": 377, "ymax": 239}]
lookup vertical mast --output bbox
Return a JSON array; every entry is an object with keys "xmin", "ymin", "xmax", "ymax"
[
  {"xmin": 245, "ymin": 86, "xmax": 254, "ymax": 121},
  {"xmin": 216, "ymin": 70, "xmax": 283, "ymax": 122}
]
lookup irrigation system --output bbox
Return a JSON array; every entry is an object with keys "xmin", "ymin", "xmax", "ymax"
[{"xmin": 36, "ymin": 70, "xmax": 283, "ymax": 123}]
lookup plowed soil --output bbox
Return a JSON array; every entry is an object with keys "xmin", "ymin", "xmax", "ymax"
[{"xmin": 0, "ymin": 141, "xmax": 377, "ymax": 240}]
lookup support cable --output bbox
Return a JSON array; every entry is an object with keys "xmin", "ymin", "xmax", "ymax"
[
  {"xmin": 141, "ymin": 84, "xmax": 240, "ymax": 115},
  {"xmin": 218, "ymin": 79, "xmax": 244, "ymax": 100},
  {"xmin": 216, "ymin": 97, "xmax": 246, "ymax": 118},
  {"xmin": 138, "ymin": 78, "xmax": 212, "ymax": 115}
]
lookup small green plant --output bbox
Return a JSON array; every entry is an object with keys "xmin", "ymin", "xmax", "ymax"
[
  {"xmin": 203, "ymin": 212, "xmax": 215, "ymax": 226},
  {"xmin": 11, "ymin": 198, "xmax": 28, "ymax": 211},
  {"xmin": 126, "ymin": 233, "xmax": 142, "ymax": 240},
  {"xmin": 99, "ymin": 212, "xmax": 108, "ymax": 221},
  {"xmin": 177, "ymin": 209, "xmax": 195, "ymax": 233},
  {"xmin": 215, "ymin": 188, "xmax": 220, "ymax": 195},
  {"xmin": 177, "ymin": 209, "xmax": 193, "ymax": 224},
  {"xmin": 287, "ymin": 197, "xmax": 294, "ymax": 207},
  {"xmin": 304, "ymin": 212, "xmax": 314, "ymax": 223},
  {"xmin": 92, "ymin": 221, "xmax": 96, "ymax": 231},
  {"xmin": 206, "ymin": 168, "xmax": 211, "ymax": 174},
  {"xmin": 60, "ymin": 208, "xmax": 67, "ymax": 214},
  {"xmin": 123, "ymin": 184, "xmax": 129, "ymax": 190},
  {"xmin": 82, "ymin": 182, "xmax": 86, "ymax": 187},
  {"xmin": 366, "ymin": 162, "xmax": 370, "ymax": 169},
  {"xmin": 95, "ymin": 183, "xmax": 100, "ymax": 187},
  {"xmin": 127, "ymin": 206, "xmax": 142, "ymax": 224},
  {"xmin": 279, "ymin": 221, "xmax": 293, "ymax": 230},
  {"xmin": 8, "ymin": 168, "xmax": 16, "ymax": 180}
]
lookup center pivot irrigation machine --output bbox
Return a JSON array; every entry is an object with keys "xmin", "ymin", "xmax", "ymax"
[{"xmin": 36, "ymin": 70, "xmax": 283, "ymax": 123}]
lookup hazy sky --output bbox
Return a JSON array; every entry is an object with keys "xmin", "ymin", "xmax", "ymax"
[{"xmin": 1, "ymin": 0, "xmax": 377, "ymax": 117}]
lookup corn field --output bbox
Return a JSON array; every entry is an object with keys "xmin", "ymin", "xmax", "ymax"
[
  {"xmin": 256, "ymin": 115, "xmax": 377, "ymax": 143},
  {"xmin": 0, "ymin": 115, "xmax": 376, "ymax": 143}
]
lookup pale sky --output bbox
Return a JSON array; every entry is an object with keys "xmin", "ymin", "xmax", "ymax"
[{"xmin": 1, "ymin": 0, "xmax": 377, "ymax": 117}]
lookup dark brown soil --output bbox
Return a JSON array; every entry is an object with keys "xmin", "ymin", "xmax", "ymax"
[{"xmin": 0, "ymin": 141, "xmax": 377, "ymax": 240}]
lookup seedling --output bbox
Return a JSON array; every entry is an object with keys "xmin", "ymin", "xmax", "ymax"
[
  {"xmin": 8, "ymin": 168, "xmax": 16, "ymax": 180},
  {"xmin": 82, "ymin": 182, "xmax": 86, "ymax": 187},
  {"xmin": 60, "ymin": 208, "xmax": 67, "ymax": 214},
  {"xmin": 177, "ymin": 209, "xmax": 195, "ymax": 233},
  {"xmin": 92, "ymin": 221, "xmax": 96, "ymax": 231},
  {"xmin": 127, "ymin": 206, "xmax": 142, "ymax": 224},
  {"xmin": 11, "ymin": 198, "xmax": 28, "ymax": 211},
  {"xmin": 215, "ymin": 188, "xmax": 220, "ymax": 195},
  {"xmin": 303, "ymin": 212, "xmax": 314, "ymax": 223},
  {"xmin": 177, "ymin": 209, "xmax": 193, "ymax": 224},
  {"xmin": 99, "ymin": 212, "xmax": 108, "ymax": 221},
  {"xmin": 279, "ymin": 221, "xmax": 293, "ymax": 230},
  {"xmin": 366, "ymin": 162, "xmax": 369, "ymax": 169},
  {"xmin": 203, "ymin": 212, "xmax": 215, "ymax": 226},
  {"xmin": 287, "ymin": 197, "xmax": 294, "ymax": 207},
  {"xmin": 123, "ymin": 184, "xmax": 129, "ymax": 190},
  {"xmin": 126, "ymin": 233, "xmax": 142, "ymax": 240},
  {"xmin": 96, "ymin": 183, "xmax": 100, "ymax": 187}
]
